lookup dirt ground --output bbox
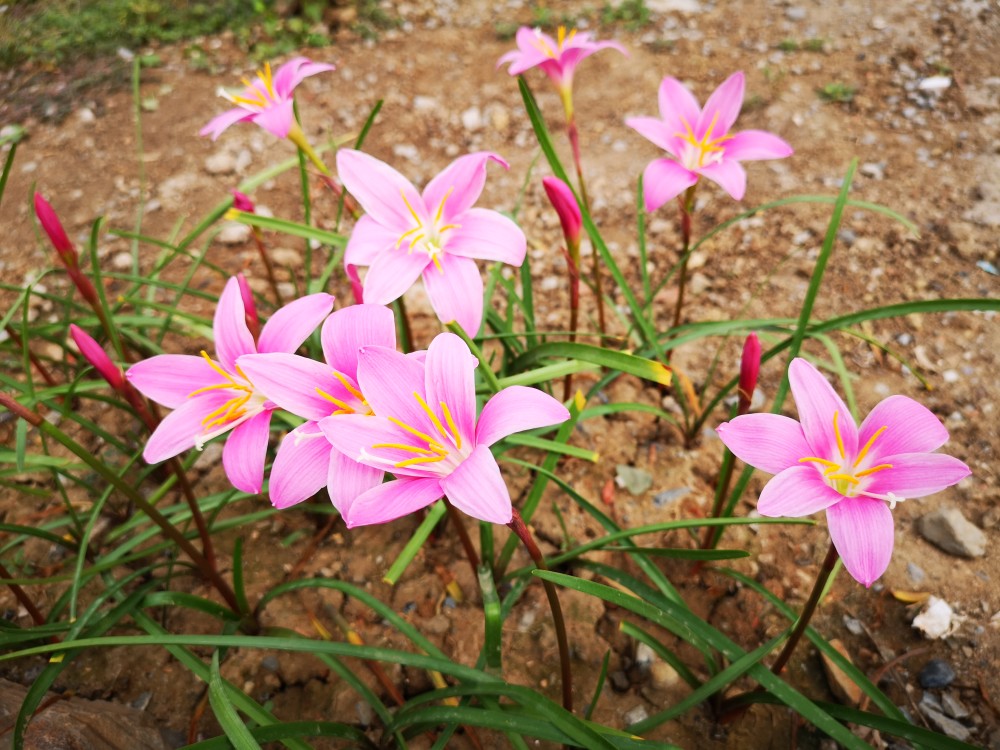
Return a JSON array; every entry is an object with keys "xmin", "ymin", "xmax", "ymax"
[{"xmin": 1, "ymin": 0, "xmax": 999, "ymax": 747}]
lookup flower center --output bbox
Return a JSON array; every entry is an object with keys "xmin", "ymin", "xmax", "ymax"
[
  {"xmin": 675, "ymin": 112, "xmax": 733, "ymax": 170},
  {"xmin": 316, "ymin": 371, "xmax": 372, "ymax": 417},
  {"xmin": 225, "ymin": 61, "xmax": 278, "ymax": 110},
  {"xmin": 532, "ymin": 26, "xmax": 577, "ymax": 58},
  {"xmin": 396, "ymin": 188, "xmax": 461, "ymax": 273},
  {"xmin": 186, "ymin": 351, "xmax": 266, "ymax": 449},
  {"xmin": 799, "ymin": 411, "xmax": 893, "ymax": 499},
  {"xmin": 366, "ymin": 391, "xmax": 467, "ymax": 474}
]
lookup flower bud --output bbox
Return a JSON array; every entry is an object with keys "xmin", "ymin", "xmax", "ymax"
[
  {"xmin": 737, "ymin": 332, "xmax": 761, "ymax": 415},
  {"xmin": 236, "ymin": 273, "xmax": 260, "ymax": 341},
  {"xmin": 542, "ymin": 177, "xmax": 582, "ymax": 258},
  {"xmin": 70, "ymin": 324, "xmax": 125, "ymax": 392},
  {"xmin": 34, "ymin": 193, "xmax": 77, "ymax": 266}
]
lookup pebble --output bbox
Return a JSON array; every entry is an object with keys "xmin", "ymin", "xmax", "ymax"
[
  {"xmin": 653, "ymin": 487, "xmax": 689, "ymax": 507},
  {"xmin": 785, "ymin": 6, "xmax": 807, "ymax": 20},
  {"xmin": 205, "ymin": 152, "xmax": 237, "ymax": 175},
  {"xmin": 111, "ymin": 251, "xmax": 132, "ymax": 271},
  {"xmin": 615, "ymin": 465, "xmax": 653, "ymax": 496},
  {"xmin": 919, "ymin": 508, "xmax": 987, "ymax": 558},
  {"xmin": 919, "ymin": 659, "xmax": 956, "ymax": 689},
  {"xmin": 623, "ymin": 705, "xmax": 648, "ymax": 726},
  {"xmin": 461, "ymin": 106, "xmax": 483, "ymax": 131},
  {"xmin": 842, "ymin": 615, "xmax": 865, "ymax": 635},
  {"xmin": 217, "ymin": 222, "xmax": 252, "ymax": 245},
  {"xmin": 634, "ymin": 643, "xmax": 656, "ymax": 670},
  {"xmin": 650, "ymin": 662, "xmax": 681, "ymax": 690},
  {"xmin": 921, "ymin": 702, "xmax": 971, "ymax": 742},
  {"xmin": 609, "ymin": 670, "xmax": 631, "ymax": 693},
  {"xmin": 906, "ymin": 562, "xmax": 926, "ymax": 584},
  {"xmin": 941, "ymin": 690, "xmax": 971, "ymax": 719},
  {"xmin": 896, "ymin": 332, "xmax": 914, "ymax": 346},
  {"xmin": 821, "ymin": 639, "xmax": 862, "ymax": 705},
  {"xmin": 860, "ymin": 162, "xmax": 885, "ymax": 180}
]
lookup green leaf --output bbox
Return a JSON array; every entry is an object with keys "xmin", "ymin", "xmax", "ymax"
[
  {"xmin": 209, "ymin": 651, "xmax": 263, "ymax": 749},
  {"xmin": 510, "ymin": 342, "xmax": 671, "ymax": 386}
]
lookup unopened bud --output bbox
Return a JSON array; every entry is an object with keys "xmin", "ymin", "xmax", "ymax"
[
  {"xmin": 69, "ymin": 324, "xmax": 125, "ymax": 392},
  {"xmin": 737, "ymin": 333, "xmax": 761, "ymax": 415},
  {"xmin": 542, "ymin": 177, "xmax": 582, "ymax": 260}
]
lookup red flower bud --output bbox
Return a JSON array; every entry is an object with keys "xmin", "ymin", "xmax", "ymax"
[
  {"xmin": 737, "ymin": 332, "xmax": 761, "ymax": 415},
  {"xmin": 542, "ymin": 176, "xmax": 582, "ymax": 258},
  {"xmin": 70, "ymin": 324, "xmax": 124, "ymax": 392}
]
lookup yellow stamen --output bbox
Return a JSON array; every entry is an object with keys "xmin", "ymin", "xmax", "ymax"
[
  {"xmin": 400, "ymin": 189, "xmax": 422, "ymax": 225},
  {"xmin": 396, "ymin": 455, "xmax": 447, "ymax": 468},
  {"xmin": 825, "ymin": 473, "xmax": 859, "ymax": 485},
  {"xmin": 388, "ymin": 415, "xmax": 443, "ymax": 448},
  {"xmin": 854, "ymin": 425, "xmax": 887, "ymax": 467},
  {"xmin": 373, "ymin": 442, "xmax": 439, "ymax": 455},
  {"xmin": 413, "ymin": 391, "xmax": 448, "ymax": 439},
  {"xmin": 675, "ymin": 112, "xmax": 734, "ymax": 168},
  {"xmin": 832, "ymin": 410, "xmax": 846, "ymax": 460},
  {"xmin": 855, "ymin": 463, "xmax": 893, "ymax": 478},
  {"xmin": 434, "ymin": 187, "xmax": 454, "ymax": 224},
  {"xmin": 431, "ymin": 253, "xmax": 444, "ymax": 274},
  {"xmin": 799, "ymin": 457, "xmax": 840, "ymax": 469},
  {"xmin": 199, "ymin": 350, "xmax": 237, "ymax": 384},
  {"xmin": 188, "ymin": 381, "xmax": 248, "ymax": 398},
  {"xmin": 440, "ymin": 401, "xmax": 462, "ymax": 450},
  {"xmin": 332, "ymin": 372, "xmax": 366, "ymax": 403},
  {"xmin": 260, "ymin": 61, "xmax": 275, "ymax": 98},
  {"xmin": 316, "ymin": 387, "xmax": 354, "ymax": 414}
]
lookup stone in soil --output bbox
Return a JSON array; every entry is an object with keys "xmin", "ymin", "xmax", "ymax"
[
  {"xmin": 918, "ymin": 658, "xmax": 957, "ymax": 689},
  {"xmin": 821, "ymin": 638, "xmax": 862, "ymax": 706},
  {"xmin": 918, "ymin": 507, "xmax": 988, "ymax": 558},
  {"xmin": 615, "ymin": 464, "xmax": 653, "ymax": 496}
]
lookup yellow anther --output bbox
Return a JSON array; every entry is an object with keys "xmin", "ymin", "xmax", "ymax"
[
  {"xmin": 413, "ymin": 391, "xmax": 448, "ymax": 439},
  {"xmin": 440, "ymin": 401, "xmax": 462, "ymax": 449},
  {"xmin": 832, "ymin": 410, "xmax": 846, "ymax": 460},
  {"xmin": 854, "ymin": 426, "xmax": 887, "ymax": 467},
  {"xmin": 332, "ymin": 372, "xmax": 366, "ymax": 404},
  {"xmin": 395, "ymin": 455, "xmax": 447, "ymax": 468},
  {"xmin": 434, "ymin": 187, "xmax": 454, "ymax": 224},
  {"xmin": 825, "ymin": 473, "xmax": 859, "ymax": 485},
  {"xmin": 855, "ymin": 463, "xmax": 893, "ymax": 478},
  {"xmin": 316, "ymin": 387, "xmax": 354, "ymax": 415},
  {"xmin": 373, "ymin": 442, "xmax": 438, "ymax": 455},
  {"xmin": 388, "ymin": 415, "xmax": 443, "ymax": 448},
  {"xmin": 800, "ymin": 456, "xmax": 840, "ymax": 469}
]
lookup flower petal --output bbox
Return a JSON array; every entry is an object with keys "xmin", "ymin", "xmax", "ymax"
[
  {"xmin": 222, "ymin": 410, "xmax": 272, "ymax": 494},
  {"xmin": 321, "ymin": 303, "xmax": 396, "ymax": 379},
  {"xmin": 327, "ymin": 448, "xmax": 384, "ymax": 519},
  {"xmin": 756, "ymin": 465, "xmax": 845, "ymax": 517},
  {"xmin": 336, "ymin": 149, "xmax": 423, "ymax": 231},
  {"xmin": 698, "ymin": 159, "xmax": 747, "ymax": 201},
  {"xmin": 864, "ymin": 452, "xmax": 971, "ymax": 499},
  {"xmin": 424, "ymin": 332, "xmax": 479, "ymax": 445},
  {"xmin": 625, "ymin": 116, "xmax": 677, "ymax": 155},
  {"xmin": 319, "ymin": 414, "xmax": 392, "ymax": 463},
  {"xmin": 422, "ymin": 254, "xmax": 483, "ymax": 335},
  {"xmin": 716, "ymin": 414, "xmax": 812, "ymax": 475},
  {"xmin": 422, "ymin": 152, "xmax": 508, "ymax": 223},
  {"xmin": 498, "ymin": 27, "xmax": 553, "ymax": 75},
  {"xmin": 200, "ymin": 107, "xmax": 254, "ymax": 140},
  {"xmin": 361, "ymin": 246, "xmax": 429, "ymax": 305},
  {"xmin": 355, "ymin": 346, "xmax": 429, "ymax": 429},
  {"xmin": 258, "ymin": 292, "xmax": 334, "ymax": 354},
  {"xmin": 476, "ymin": 386, "xmax": 570, "ymax": 447},
  {"xmin": 237, "ymin": 353, "xmax": 338, "ymax": 421},
  {"xmin": 343, "ymin": 477, "xmax": 443, "ymax": 528},
  {"xmin": 698, "ymin": 71, "xmax": 744, "ymax": 139},
  {"xmin": 344, "ymin": 214, "xmax": 399, "ymax": 267},
  {"xmin": 445, "ymin": 208, "xmax": 527, "ymax": 266},
  {"xmin": 143, "ymin": 394, "xmax": 228, "ymax": 463},
  {"xmin": 214, "ymin": 277, "xmax": 257, "ymax": 371},
  {"xmin": 723, "ymin": 130, "xmax": 794, "ymax": 161},
  {"xmin": 657, "ymin": 77, "xmax": 703, "ymax": 141},
  {"xmin": 856, "ymin": 395, "xmax": 949, "ymax": 465},
  {"xmin": 826, "ymin": 497, "xmax": 895, "ymax": 587},
  {"xmin": 788, "ymin": 358, "xmax": 859, "ymax": 463},
  {"xmin": 641, "ymin": 158, "xmax": 699, "ymax": 212},
  {"xmin": 439, "ymin": 444, "xmax": 512, "ymax": 524},
  {"xmin": 127, "ymin": 354, "xmax": 224, "ymax": 408},
  {"xmin": 272, "ymin": 57, "xmax": 335, "ymax": 98},
  {"xmin": 251, "ymin": 97, "xmax": 296, "ymax": 139},
  {"xmin": 269, "ymin": 423, "xmax": 331, "ymax": 508}
]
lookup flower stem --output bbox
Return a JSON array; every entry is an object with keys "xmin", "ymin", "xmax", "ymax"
[
  {"xmin": 769, "ymin": 541, "xmax": 839, "ymax": 677},
  {"xmin": 670, "ymin": 189, "xmax": 696, "ymax": 335},
  {"xmin": 5, "ymin": 326, "xmax": 59, "ymax": 391},
  {"xmin": 394, "ymin": 297, "xmax": 415, "ymax": 354},
  {"xmin": 444, "ymin": 500, "xmax": 479, "ymax": 578},
  {"xmin": 0, "ymin": 561, "xmax": 47, "ymax": 627},
  {"xmin": 566, "ymin": 115, "xmax": 606, "ymax": 338},
  {"xmin": 562, "ymin": 246, "xmax": 581, "ymax": 401},
  {"xmin": 446, "ymin": 323, "xmax": 503, "ymax": 394},
  {"xmin": 507, "ymin": 507, "xmax": 573, "ymax": 712},
  {"xmin": 250, "ymin": 227, "xmax": 285, "ymax": 305}
]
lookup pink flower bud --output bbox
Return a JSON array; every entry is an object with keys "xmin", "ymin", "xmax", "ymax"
[
  {"xmin": 346, "ymin": 263, "xmax": 364, "ymax": 304},
  {"xmin": 737, "ymin": 332, "xmax": 761, "ymax": 415},
  {"xmin": 542, "ymin": 177, "xmax": 582, "ymax": 254},
  {"xmin": 231, "ymin": 190, "xmax": 256, "ymax": 214},
  {"xmin": 34, "ymin": 193, "xmax": 76, "ymax": 265},
  {"xmin": 70, "ymin": 324, "xmax": 125, "ymax": 392},
  {"xmin": 236, "ymin": 273, "xmax": 260, "ymax": 341}
]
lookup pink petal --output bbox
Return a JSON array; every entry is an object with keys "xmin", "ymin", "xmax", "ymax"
[
  {"xmin": 864, "ymin": 453, "xmax": 971, "ymax": 499},
  {"xmin": 856, "ymin": 395, "xmax": 949, "ymax": 465},
  {"xmin": 327, "ymin": 448, "xmax": 384, "ymax": 519},
  {"xmin": 321, "ymin": 303, "xmax": 396, "ymax": 379},
  {"xmin": 697, "ymin": 71, "xmax": 744, "ymax": 139},
  {"xmin": 257, "ymin": 292, "xmax": 334, "ymax": 354},
  {"xmin": 361, "ymin": 246, "xmax": 429, "ymax": 305},
  {"xmin": 756, "ymin": 465, "xmax": 845, "ymax": 517},
  {"xmin": 422, "ymin": 152, "xmax": 508, "ymax": 223},
  {"xmin": 698, "ymin": 159, "xmax": 747, "ymax": 201},
  {"xmin": 439, "ymin": 444, "xmax": 512, "ymax": 524},
  {"xmin": 723, "ymin": 130, "xmax": 794, "ymax": 161},
  {"xmin": 222, "ymin": 410, "xmax": 272, "ymax": 494},
  {"xmin": 269, "ymin": 423, "xmax": 331, "ymax": 508},
  {"xmin": 127, "ymin": 354, "xmax": 224, "ymax": 408},
  {"xmin": 445, "ymin": 208, "xmax": 527, "ymax": 266},
  {"xmin": 424, "ymin": 333, "xmax": 479, "ymax": 445},
  {"xmin": 236, "ymin": 353, "xmax": 338, "ymax": 421},
  {"xmin": 344, "ymin": 214, "xmax": 399, "ymax": 267},
  {"xmin": 200, "ymin": 107, "xmax": 254, "ymax": 140},
  {"xmin": 422, "ymin": 254, "xmax": 484, "ymax": 336},
  {"xmin": 657, "ymin": 77, "xmax": 703, "ymax": 141},
  {"xmin": 342, "ymin": 477, "xmax": 443, "ymax": 528},
  {"xmin": 355, "ymin": 346, "xmax": 430, "ymax": 430},
  {"xmin": 788, "ymin": 358, "xmax": 859, "ymax": 463},
  {"xmin": 214, "ymin": 277, "xmax": 257, "ymax": 371},
  {"xmin": 826, "ymin": 497, "xmax": 894, "ymax": 587},
  {"xmin": 716, "ymin": 414, "xmax": 812, "ymax": 475},
  {"xmin": 272, "ymin": 57, "xmax": 335, "ymax": 98},
  {"xmin": 476, "ymin": 386, "xmax": 570, "ymax": 447},
  {"xmin": 499, "ymin": 27, "xmax": 552, "ymax": 75},
  {"xmin": 143, "ymin": 393, "xmax": 229, "ymax": 463},
  {"xmin": 251, "ymin": 98, "xmax": 296, "ymax": 139},
  {"xmin": 641, "ymin": 158, "xmax": 699, "ymax": 212},
  {"xmin": 625, "ymin": 116, "xmax": 678, "ymax": 155},
  {"xmin": 336, "ymin": 149, "xmax": 423, "ymax": 231},
  {"xmin": 319, "ymin": 414, "xmax": 392, "ymax": 463}
]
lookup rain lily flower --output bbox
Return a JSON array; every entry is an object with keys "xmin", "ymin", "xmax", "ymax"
[
  {"xmin": 236, "ymin": 304, "xmax": 396, "ymax": 514},
  {"xmin": 498, "ymin": 26, "xmax": 626, "ymax": 109},
  {"xmin": 337, "ymin": 149, "xmax": 526, "ymax": 335},
  {"xmin": 626, "ymin": 71, "xmax": 793, "ymax": 211},
  {"xmin": 716, "ymin": 358, "xmax": 971, "ymax": 587},
  {"xmin": 127, "ymin": 277, "xmax": 333, "ymax": 494},
  {"xmin": 320, "ymin": 332, "xmax": 570, "ymax": 528}
]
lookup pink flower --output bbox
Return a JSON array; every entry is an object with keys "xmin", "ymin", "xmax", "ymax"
[
  {"xmin": 542, "ymin": 176, "xmax": 582, "ymax": 255},
  {"xmin": 498, "ymin": 26, "xmax": 627, "ymax": 95},
  {"xmin": 200, "ymin": 57, "xmax": 335, "ymax": 141},
  {"xmin": 126, "ymin": 277, "xmax": 334, "ymax": 494},
  {"xmin": 319, "ymin": 332, "xmax": 570, "ymax": 527},
  {"xmin": 337, "ymin": 149, "xmax": 526, "ymax": 335},
  {"xmin": 69, "ymin": 324, "xmax": 124, "ymax": 392},
  {"xmin": 34, "ymin": 193, "xmax": 101, "ymax": 309},
  {"xmin": 235, "ymin": 304, "xmax": 397, "ymax": 514},
  {"xmin": 737, "ymin": 333, "xmax": 762, "ymax": 415},
  {"xmin": 626, "ymin": 71, "xmax": 793, "ymax": 211},
  {"xmin": 716, "ymin": 358, "xmax": 971, "ymax": 587}
]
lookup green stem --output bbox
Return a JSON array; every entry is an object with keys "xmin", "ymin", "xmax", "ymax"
[
  {"xmin": 670, "ymin": 188, "xmax": 696, "ymax": 334},
  {"xmin": 444, "ymin": 500, "xmax": 479, "ymax": 579},
  {"xmin": 446, "ymin": 323, "xmax": 502, "ymax": 394},
  {"xmin": 251, "ymin": 228, "xmax": 284, "ymax": 305},
  {"xmin": 507, "ymin": 508, "xmax": 573, "ymax": 713}
]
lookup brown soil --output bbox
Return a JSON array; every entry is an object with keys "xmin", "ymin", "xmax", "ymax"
[{"xmin": 1, "ymin": 1, "xmax": 999, "ymax": 748}]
